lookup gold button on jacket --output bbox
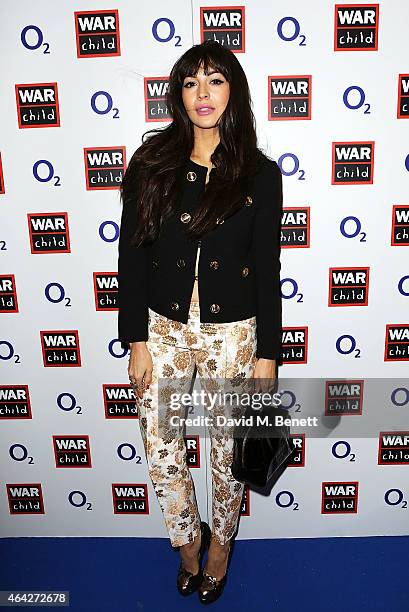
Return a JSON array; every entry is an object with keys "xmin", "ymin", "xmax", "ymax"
[{"xmin": 118, "ymin": 155, "xmax": 283, "ymax": 360}]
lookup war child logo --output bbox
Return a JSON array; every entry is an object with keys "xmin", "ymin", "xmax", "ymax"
[
  {"xmin": 281, "ymin": 327, "xmax": 308, "ymax": 364},
  {"xmin": 41, "ymin": 331, "xmax": 82, "ymax": 367},
  {"xmin": 200, "ymin": 6, "xmax": 245, "ymax": 52},
  {"xmin": 74, "ymin": 10, "xmax": 121, "ymax": 57},
  {"xmin": 53, "ymin": 435, "xmax": 91, "ymax": 467},
  {"xmin": 331, "ymin": 140, "xmax": 375, "ymax": 185},
  {"xmin": 185, "ymin": 435, "xmax": 201, "ymax": 468},
  {"xmin": 0, "ymin": 385, "xmax": 32, "ymax": 420},
  {"xmin": 321, "ymin": 481, "xmax": 359, "ymax": 514},
  {"xmin": 281, "ymin": 207, "xmax": 310, "ymax": 248},
  {"xmin": 288, "ymin": 434, "xmax": 305, "ymax": 466},
  {"xmin": 328, "ymin": 267, "xmax": 370, "ymax": 306},
  {"xmin": 384, "ymin": 325, "xmax": 409, "ymax": 361},
  {"xmin": 15, "ymin": 83, "xmax": 60, "ymax": 128},
  {"xmin": 334, "ymin": 4, "xmax": 379, "ymax": 51},
  {"xmin": 268, "ymin": 76, "xmax": 311, "ymax": 120},
  {"xmin": 240, "ymin": 485, "xmax": 250, "ymax": 516},
  {"xmin": 28, "ymin": 213, "xmax": 71, "ymax": 254},
  {"xmin": 331, "ymin": 141, "xmax": 375, "ymax": 184},
  {"xmin": 325, "ymin": 380, "xmax": 364, "ymax": 416},
  {"xmin": 84, "ymin": 147, "xmax": 126, "ymax": 190},
  {"xmin": 144, "ymin": 77, "xmax": 171, "ymax": 122},
  {"xmin": 94, "ymin": 272, "xmax": 118, "ymax": 311},
  {"xmin": 378, "ymin": 432, "xmax": 409, "ymax": 465},
  {"xmin": 103, "ymin": 384, "xmax": 138, "ymax": 419},
  {"xmin": 112, "ymin": 484, "xmax": 149, "ymax": 514},
  {"xmin": 7, "ymin": 483, "xmax": 45, "ymax": 515},
  {"xmin": 0, "ymin": 152, "xmax": 5, "ymax": 194},
  {"xmin": 391, "ymin": 205, "xmax": 409, "ymax": 246},
  {"xmin": 0, "ymin": 275, "xmax": 18, "ymax": 313},
  {"xmin": 397, "ymin": 74, "xmax": 409, "ymax": 118}
]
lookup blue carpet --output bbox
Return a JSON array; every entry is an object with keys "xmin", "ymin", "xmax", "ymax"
[{"xmin": 1, "ymin": 536, "xmax": 408, "ymax": 611}]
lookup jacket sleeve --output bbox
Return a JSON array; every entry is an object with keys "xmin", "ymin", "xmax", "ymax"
[
  {"xmin": 117, "ymin": 181, "xmax": 149, "ymax": 345},
  {"xmin": 250, "ymin": 159, "xmax": 283, "ymax": 360}
]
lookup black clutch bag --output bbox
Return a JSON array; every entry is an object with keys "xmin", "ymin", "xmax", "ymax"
[{"xmin": 231, "ymin": 392, "xmax": 296, "ymax": 494}]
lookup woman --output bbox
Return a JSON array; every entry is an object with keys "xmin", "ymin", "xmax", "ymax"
[{"xmin": 117, "ymin": 40, "xmax": 283, "ymax": 604}]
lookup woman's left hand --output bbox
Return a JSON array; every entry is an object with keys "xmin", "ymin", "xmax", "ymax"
[{"xmin": 253, "ymin": 358, "xmax": 277, "ymax": 393}]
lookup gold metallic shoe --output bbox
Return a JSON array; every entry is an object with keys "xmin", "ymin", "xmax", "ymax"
[
  {"xmin": 198, "ymin": 536, "xmax": 235, "ymax": 605},
  {"xmin": 198, "ymin": 570, "xmax": 227, "ymax": 604},
  {"xmin": 177, "ymin": 521, "xmax": 211, "ymax": 597}
]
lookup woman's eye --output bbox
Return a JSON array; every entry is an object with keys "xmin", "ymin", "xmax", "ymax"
[{"xmin": 183, "ymin": 78, "xmax": 224, "ymax": 87}]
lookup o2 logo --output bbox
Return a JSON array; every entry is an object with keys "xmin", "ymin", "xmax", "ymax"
[
  {"xmin": 336, "ymin": 335, "xmax": 361, "ymax": 359},
  {"xmin": 45, "ymin": 283, "xmax": 72, "ymax": 308},
  {"xmin": 275, "ymin": 489, "xmax": 299, "ymax": 511},
  {"xmin": 9, "ymin": 443, "xmax": 34, "ymax": 464},
  {"xmin": 277, "ymin": 153, "xmax": 306, "ymax": 181},
  {"xmin": 343, "ymin": 86, "xmax": 371, "ymax": 114},
  {"xmin": 281, "ymin": 278, "xmax": 303, "ymax": 303},
  {"xmin": 332, "ymin": 440, "xmax": 356, "ymax": 462},
  {"xmin": 117, "ymin": 443, "xmax": 143, "ymax": 465},
  {"xmin": 340, "ymin": 216, "xmax": 367, "ymax": 242},
  {"xmin": 69, "ymin": 490, "xmax": 93, "ymax": 511},
  {"xmin": 152, "ymin": 17, "xmax": 182, "ymax": 46},
  {"xmin": 100, "ymin": 220, "xmax": 119, "ymax": 245},
  {"xmin": 384, "ymin": 488, "xmax": 407, "ymax": 509},
  {"xmin": 33, "ymin": 160, "xmax": 61, "ymax": 187},
  {"xmin": 390, "ymin": 386, "xmax": 409, "ymax": 408},
  {"xmin": 21, "ymin": 25, "xmax": 50, "ymax": 54},
  {"xmin": 91, "ymin": 91, "xmax": 119, "ymax": 119},
  {"xmin": 276, "ymin": 16, "xmax": 306, "ymax": 46}
]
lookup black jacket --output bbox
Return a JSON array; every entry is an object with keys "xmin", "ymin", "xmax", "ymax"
[{"xmin": 117, "ymin": 154, "xmax": 283, "ymax": 360}]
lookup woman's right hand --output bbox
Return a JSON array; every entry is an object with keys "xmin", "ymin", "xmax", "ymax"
[{"xmin": 128, "ymin": 342, "xmax": 153, "ymax": 399}]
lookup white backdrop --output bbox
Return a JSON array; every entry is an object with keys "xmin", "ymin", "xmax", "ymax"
[{"xmin": 1, "ymin": 0, "xmax": 409, "ymax": 540}]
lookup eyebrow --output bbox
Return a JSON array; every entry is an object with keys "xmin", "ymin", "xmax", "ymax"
[{"xmin": 184, "ymin": 70, "xmax": 222, "ymax": 78}]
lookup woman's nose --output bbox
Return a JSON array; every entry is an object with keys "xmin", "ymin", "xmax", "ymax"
[{"xmin": 198, "ymin": 85, "xmax": 209, "ymax": 99}]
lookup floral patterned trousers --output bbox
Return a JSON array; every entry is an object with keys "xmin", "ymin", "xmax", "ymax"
[{"xmin": 136, "ymin": 299, "xmax": 257, "ymax": 547}]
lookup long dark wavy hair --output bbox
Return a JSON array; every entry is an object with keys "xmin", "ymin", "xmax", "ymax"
[{"xmin": 120, "ymin": 40, "xmax": 266, "ymax": 247}]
